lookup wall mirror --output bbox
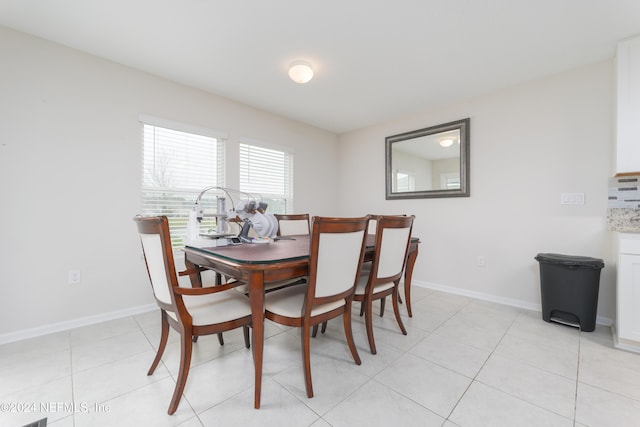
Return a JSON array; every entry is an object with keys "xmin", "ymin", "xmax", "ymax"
[{"xmin": 385, "ymin": 118, "xmax": 470, "ymax": 199}]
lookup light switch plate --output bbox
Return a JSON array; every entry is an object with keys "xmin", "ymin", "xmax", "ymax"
[{"xmin": 561, "ymin": 193, "xmax": 585, "ymax": 205}]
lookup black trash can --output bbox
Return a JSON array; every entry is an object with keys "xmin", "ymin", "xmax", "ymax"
[{"xmin": 535, "ymin": 253, "xmax": 604, "ymax": 332}]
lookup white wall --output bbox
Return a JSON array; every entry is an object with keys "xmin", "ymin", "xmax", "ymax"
[
  {"xmin": 393, "ymin": 150, "xmax": 432, "ymax": 191},
  {"xmin": 337, "ymin": 60, "xmax": 616, "ymax": 320},
  {"xmin": 0, "ymin": 27, "xmax": 339, "ymax": 339},
  {"xmin": 0, "ymin": 25, "xmax": 618, "ymax": 340}
]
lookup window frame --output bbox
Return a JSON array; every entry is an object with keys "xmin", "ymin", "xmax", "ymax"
[
  {"xmin": 139, "ymin": 115, "xmax": 227, "ymax": 248},
  {"xmin": 238, "ymin": 137, "xmax": 294, "ymax": 215}
]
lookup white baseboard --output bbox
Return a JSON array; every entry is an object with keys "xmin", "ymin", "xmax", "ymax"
[
  {"xmin": 1, "ymin": 280, "xmax": 615, "ymax": 346},
  {"xmin": 611, "ymin": 325, "xmax": 640, "ymax": 353},
  {"xmin": 0, "ymin": 303, "xmax": 157, "ymax": 346},
  {"xmin": 414, "ymin": 280, "xmax": 613, "ymax": 328}
]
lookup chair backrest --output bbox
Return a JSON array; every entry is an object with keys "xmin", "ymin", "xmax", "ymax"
[
  {"xmin": 275, "ymin": 213, "xmax": 311, "ymax": 236},
  {"xmin": 366, "ymin": 214, "xmax": 407, "ymax": 235},
  {"xmin": 371, "ymin": 215, "xmax": 415, "ymax": 281},
  {"xmin": 133, "ymin": 215, "xmax": 179, "ymax": 313},
  {"xmin": 306, "ymin": 216, "xmax": 369, "ymax": 306}
]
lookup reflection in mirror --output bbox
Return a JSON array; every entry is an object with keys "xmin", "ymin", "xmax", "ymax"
[{"xmin": 386, "ymin": 118, "xmax": 469, "ymax": 199}]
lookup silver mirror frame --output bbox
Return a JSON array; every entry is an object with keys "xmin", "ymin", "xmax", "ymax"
[{"xmin": 385, "ymin": 118, "xmax": 470, "ymax": 199}]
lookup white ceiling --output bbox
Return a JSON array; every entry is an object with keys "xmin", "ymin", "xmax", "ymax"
[{"xmin": 1, "ymin": 0, "xmax": 639, "ymax": 134}]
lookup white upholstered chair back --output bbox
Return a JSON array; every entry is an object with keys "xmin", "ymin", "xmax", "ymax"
[
  {"xmin": 314, "ymin": 229, "xmax": 367, "ymax": 298},
  {"xmin": 275, "ymin": 214, "xmax": 311, "ymax": 236},
  {"xmin": 376, "ymin": 226, "xmax": 413, "ymax": 278},
  {"xmin": 279, "ymin": 219, "xmax": 310, "ymax": 236},
  {"xmin": 139, "ymin": 233, "xmax": 174, "ymax": 306}
]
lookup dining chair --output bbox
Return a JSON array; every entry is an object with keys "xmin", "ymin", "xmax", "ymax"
[
  {"xmin": 362, "ymin": 214, "xmax": 408, "ymax": 317},
  {"xmin": 353, "ymin": 215, "xmax": 415, "ymax": 354},
  {"xmin": 134, "ymin": 215, "xmax": 252, "ymax": 415},
  {"xmin": 313, "ymin": 213, "xmax": 408, "ymax": 337},
  {"xmin": 311, "ymin": 214, "xmax": 376, "ymax": 338},
  {"xmin": 256, "ymin": 213, "xmax": 311, "ymax": 291},
  {"xmin": 274, "ymin": 213, "xmax": 311, "ymax": 236},
  {"xmin": 264, "ymin": 216, "xmax": 369, "ymax": 398}
]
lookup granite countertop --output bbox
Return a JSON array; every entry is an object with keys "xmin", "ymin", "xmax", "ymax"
[{"xmin": 607, "ymin": 208, "xmax": 640, "ymax": 232}]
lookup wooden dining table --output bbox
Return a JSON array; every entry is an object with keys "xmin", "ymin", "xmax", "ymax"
[{"xmin": 182, "ymin": 234, "xmax": 420, "ymax": 409}]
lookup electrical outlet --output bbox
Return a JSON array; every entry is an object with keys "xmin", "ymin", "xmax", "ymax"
[
  {"xmin": 68, "ymin": 270, "xmax": 81, "ymax": 284},
  {"xmin": 477, "ymin": 256, "xmax": 486, "ymax": 267}
]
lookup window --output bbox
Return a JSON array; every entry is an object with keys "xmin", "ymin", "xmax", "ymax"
[
  {"xmin": 140, "ymin": 116, "xmax": 225, "ymax": 248},
  {"xmin": 239, "ymin": 140, "xmax": 292, "ymax": 214},
  {"xmin": 395, "ymin": 171, "xmax": 415, "ymax": 192},
  {"xmin": 440, "ymin": 172, "xmax": 461, "ymax": 190}
]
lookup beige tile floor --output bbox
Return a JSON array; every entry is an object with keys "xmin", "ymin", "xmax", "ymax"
[{"xmin": 2, "ymin": 287, "xmax": 640, "ymax": 427}]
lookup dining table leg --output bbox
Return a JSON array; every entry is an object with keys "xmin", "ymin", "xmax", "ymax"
[
  {"xmin": 184, "ymin": 258, "xmax": 203, "ymax": 288},
  {"xmin": 248, "ymin": 270, "xmax": 265, "ymax": 409},
  {"xmin": 404, "ymin": 245, "xmax": 419, "ymax": 318}
]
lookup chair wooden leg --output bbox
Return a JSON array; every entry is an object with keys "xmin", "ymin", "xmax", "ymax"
[
  {"xmin": 243, "ymin": 325, "xmax": 251, "ymax": 349},
  {"xmin": 364, "ymin": 297, "xmax": 377, "ymax": 355},
  {"xmin": 392, "ymin": 288, "xmax": 407, "ymax": 335},
  {"xmin": 343, "ymin": 304, "xmax": 361, "ymax": 365},
  {"xmin": 380, "ymin": 297, "xmax": 386, "ymax": 317},
  {"xmin": 301, "ymin": 324, "xmax": 314, "ymax": 398},
  {"xmin": 311, "ymin": 321, "xmax": 328, "ymax": 338},
  {"xmin": 217, "ymin": 333, "xmax": 224, "ymax": 345},
  {"xmin": 404, "ymin": 249, "xmax": 418, "ymax": 317},
  {"xmin": 168, "ymin": 328, "xmax": 194, "ymax": 415},
  {"xmin": 148, "ymin": 310, "xmax": 169, "ymax": 375}
]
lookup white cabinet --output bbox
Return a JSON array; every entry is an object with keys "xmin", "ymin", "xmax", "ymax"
[
  {"xmin": 615, "ymin": 233, "xmax": 640, "ymax": 352},
  {"xmin": 616, "ymin": 36, "xmax": 640, "ymax": 173},
  {"xmin": 614, "ymin": 36, "xmax": 640, "ymax": 352}
]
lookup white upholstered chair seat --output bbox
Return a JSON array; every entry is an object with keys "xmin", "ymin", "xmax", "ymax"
[
  {"xmin": 265, "ymin": 285, "xmax": 345, "ymax": 318},
  {"xmin": 166, "ymin": 289, "xmax": 252, "ymax": 326},
  {"xmin": 354, "ymin": 273, "xmax": 394, "ymax": 296}
]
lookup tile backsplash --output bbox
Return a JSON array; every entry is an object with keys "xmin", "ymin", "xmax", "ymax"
[{"xmin": 608, "ymin": 174, "xmax": 640, "ymax": 232}]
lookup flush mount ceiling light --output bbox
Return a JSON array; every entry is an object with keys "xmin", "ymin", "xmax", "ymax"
[
  {"xmin": 288, "ymin": 61, "xmax": 313, "ymax": 84},
  {"xmin": 439, "ymin": 138, "xmax": 454, "ymax": 148}
]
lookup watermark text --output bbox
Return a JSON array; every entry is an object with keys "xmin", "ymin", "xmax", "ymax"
[{"xmin": 0, "ymin": 401, "xmax": 110, "ymax": 414}]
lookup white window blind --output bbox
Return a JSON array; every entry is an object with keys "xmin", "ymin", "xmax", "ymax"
[
  {"xmin": 141, "ymin": 121, "xmax": 225, "ymax": 248},
  {"xmin": 239, "ymin": 141, "xmax": 292, "ymax": 214}
]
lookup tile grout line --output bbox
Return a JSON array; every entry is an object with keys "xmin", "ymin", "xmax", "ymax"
[
  {"xmin": 443, "ymin": 307, "xmax": 584, "ymax": 423},
  {"xmin": 442, "ymin": 308, "xmax": 519, "ymax": 423},
  {"xmin": 573, "ymin": 329, "xmax": 581, "ymax": 427},
  {"xmin": 470, "ymin": 315, "xmax": 581, "ymax": 424},
  {"xmin": 412, "ymin": 295, "xmax": 482, "ymax": 424},
  {"xmin": 68, "ymin": 329, "xmax": 77, "ymax": 427},
  {"xmin": 304, "ymin": 295, "xmax": 438, "ymax": 424}
]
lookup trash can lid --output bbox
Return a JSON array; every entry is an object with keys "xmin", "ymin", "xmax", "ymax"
[{"xmin": 535, "ymin": 253, "xmax": 604, "ymax": 269}]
